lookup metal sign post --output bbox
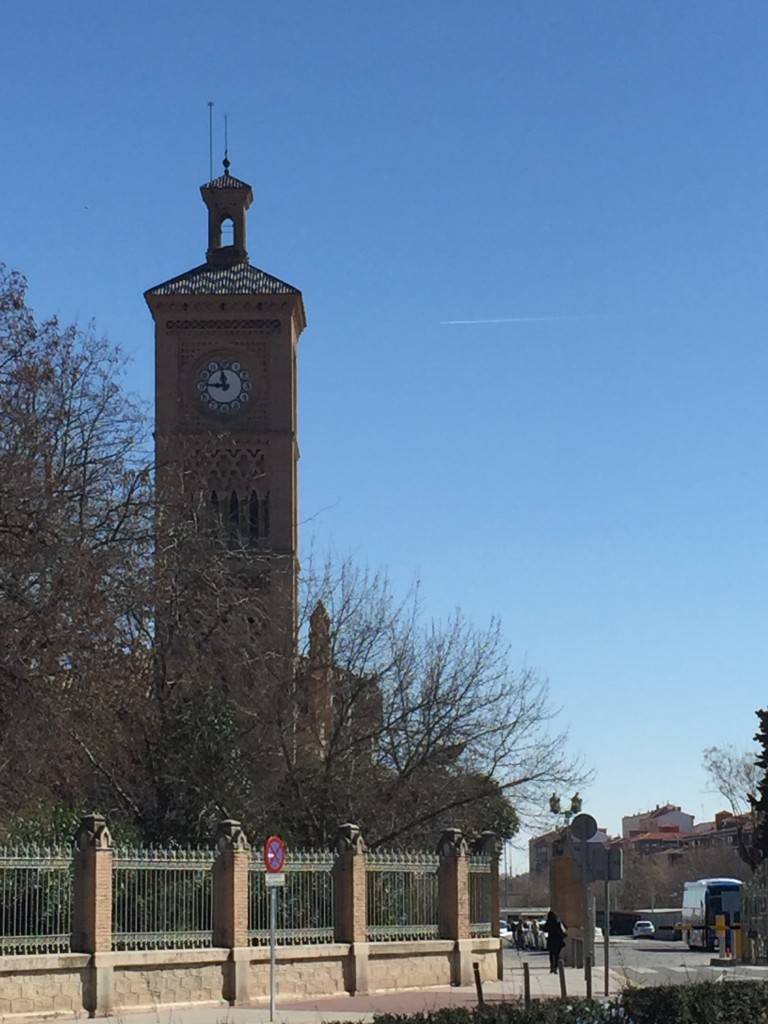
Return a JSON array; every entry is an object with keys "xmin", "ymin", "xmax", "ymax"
[
  {"xmin": 581, "ymin": 838, "xmax": 623, "ymax": 996},
  {"xmin": 570, "ymin": 813, "xmax": 597, "ymax": 975},
  {"xmin": 270, "ymin": 883, "xmax": 276, "ymax": 1021},
  {"xmin": 604, "ymin": 871, "xmax": 610, "ymax": 996},
  {"xmin": 263, "ymin": 837, "xmax": 286, "ymax": 1023}
]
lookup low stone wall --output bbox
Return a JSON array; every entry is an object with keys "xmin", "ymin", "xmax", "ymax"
[
  {"xmin": 0, "ymin": 953, "xmax": 90, "ymax": 1018},
  {"xmin": 367, "ymin": 940, "xmax": 455, "ymax": 989},
  {"xmin": 470, "ymin": 939, "xmax": 503, "ymax": 982},
  {"xmin": 111, "ymin": 949, "xmax": 229, "ymax": 1011},
  {"xmin": 250, "ymin": 943, "xmax": 349, "ymax": 999},
  {"xmin": 0, "ymin": 939, "xmax": 502, "ymax": 1017}
]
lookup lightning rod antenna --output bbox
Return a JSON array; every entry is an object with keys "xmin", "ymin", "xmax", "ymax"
[
  {"xmin": 208, "ymin": 101, "xmax": 214, "ymax": 179},
  {"xmin": 224, "ymin": 112, "xmax": 229, "ymax": 168}
]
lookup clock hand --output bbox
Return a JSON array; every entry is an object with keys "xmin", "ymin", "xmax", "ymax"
[{"xmin": 218, "ymin": 371, "xmax": 230, "ymax": 391}]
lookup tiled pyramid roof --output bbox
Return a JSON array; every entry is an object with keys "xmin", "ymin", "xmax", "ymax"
[
  {"xmin": 202, "ymin": 172, "xmax": 252, "ymax": 190},
  {"xmin": 145, "ymin": 261, "xmax": 301, "ymax": 297}
]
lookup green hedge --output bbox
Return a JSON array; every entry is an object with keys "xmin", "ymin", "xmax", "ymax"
[
  {"xmin": 621, "ymin": 980, "xmax": 768, "ymax": 1023},
  {"xmin": 371, "ymin": 981, "xmax": 768, "ymax": 1024}
]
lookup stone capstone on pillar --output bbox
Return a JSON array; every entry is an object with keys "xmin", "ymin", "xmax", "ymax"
[
  {"xmin": 215, "ymin": 819, "xmax": 251, "ymax": 852},
  {"xmin": 75, "ymin": 812, "xmax": 113, "ymax": 852},
  {"xmin": 334, "ymin": 822, "xmax": 366, "ymax": 855},
  {"xmin": 436, "ymin": 827, "xmax": 469, "ymax": 859}
]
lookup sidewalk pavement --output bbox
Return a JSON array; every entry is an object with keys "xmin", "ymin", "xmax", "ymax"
[{"xmin": 20, "ymin": 951, "xmax": 625, "ymax": 1024}]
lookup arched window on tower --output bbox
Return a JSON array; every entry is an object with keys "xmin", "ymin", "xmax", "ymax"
[
  {"xmin": 228, "ymin": 490, "xmax": 239, "ymax": 548},
  {"xmin": 249, "ymin": 490, "xmax": 260, "ymax": 543},
  {"xmin": 248, "ymin": 491, "xmax": 270, "ymax": 545},
  {"xmin": 220, "ymin": 216, "xmax": 235, "ymax": 247}
]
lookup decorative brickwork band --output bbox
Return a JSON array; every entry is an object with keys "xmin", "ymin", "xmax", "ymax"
[{"xmin": 165, "ymin": 318, "xmax": 281, "ymax": 332}]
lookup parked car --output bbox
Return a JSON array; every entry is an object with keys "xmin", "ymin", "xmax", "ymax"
[{"xmin": 632, "ymin": 920, "xmax": 655, "ymax": 939}]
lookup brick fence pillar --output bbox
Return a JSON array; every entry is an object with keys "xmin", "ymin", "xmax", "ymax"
[
  {"xmin": 72, "ymin": 812, "xmax": 113, "ymax": 1016},
  {"xmin": 333, "ymin": 823, "xmax": 368, "ymax": 994},
  {"xmin": 475, "ymin": 831, "xmax": 503, "ymax": 979},
  {"xmin": 213, "ymin": 819, "xmax": 251, "ymax": 1005},
  {"xmin": 437, "ymin": 827, "xmax": 472, "ymax": 985},
  {"xmin": 549, "ymin": 836, "xmax": 583, "ymax": 967}
]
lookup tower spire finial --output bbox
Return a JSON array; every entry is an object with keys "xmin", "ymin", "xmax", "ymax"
[
  {"xmin": 208, "ymin": 101, "xmax": 214, "ymax": 180},
  {"xmin": 222, "ymin": 112, "xmax": 230, "ymax": 176}
]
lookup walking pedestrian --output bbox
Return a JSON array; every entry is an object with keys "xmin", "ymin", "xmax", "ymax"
[
  {"xmin": 514, "ymin": 918, "xmax": 524, "ymax": 951},
  {"xmin": 545, "ymin": 909, "xmax": 566, "ymax": 973}
]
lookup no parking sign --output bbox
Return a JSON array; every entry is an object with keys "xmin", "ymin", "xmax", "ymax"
[
  {"xmin": 264, "ymin": 835, "xmax": 286, "ymax": 873},
  {"xmin": 263, "ymin": 836, "xmax": 286, "ymax": 1021}
]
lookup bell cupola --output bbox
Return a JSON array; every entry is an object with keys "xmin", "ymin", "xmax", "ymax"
[{"xmin": 200, "ymin": 157, "xmax": 254, "ymax": 267}]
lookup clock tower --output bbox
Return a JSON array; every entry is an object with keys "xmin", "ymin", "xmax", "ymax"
[{"xmin": 145, "ymin": 161, "xmax": 306, "ymax": 647}]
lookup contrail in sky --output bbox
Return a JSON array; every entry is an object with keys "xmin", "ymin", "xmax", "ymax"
[{"xmin": 440, "ymin": 315, "xmax": 609, "ymax": 325}]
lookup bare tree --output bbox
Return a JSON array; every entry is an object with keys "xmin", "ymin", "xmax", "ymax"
[
  {"xmin": 702, "ymin": 744, "xmax": 760, "ymax": 816},
  {"xmin": 272, "ymin": 555, "xmax": 587, "ymax": 848},
  {"xmin": 0, "ymin": 265, "xmax": 153, "ymax": 818},
  {"xmin": 612, "ymin": 845, "xmax": 751, "ymax": 913},
  {"xmin": 0, "ymin": 266, "xmax": 586, "ymax": 850}
]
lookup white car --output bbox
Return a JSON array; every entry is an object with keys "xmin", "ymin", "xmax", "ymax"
[{"xmin": 632, "ymin": 920, "xmax": 655, "ymax": 939}]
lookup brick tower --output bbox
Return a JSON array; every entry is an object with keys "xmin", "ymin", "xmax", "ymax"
[{"xmin": 145, "ymin": 160, "xmax": 306, "ymax": 648}]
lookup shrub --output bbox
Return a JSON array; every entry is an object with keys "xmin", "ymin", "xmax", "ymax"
[
  {"xmin": 372, "ymin": 981, "xmax": 768, "ymax": 1024},
  {"xmin": 621, "ymin": 979, "xmax": 768, "ymax": 1023}
]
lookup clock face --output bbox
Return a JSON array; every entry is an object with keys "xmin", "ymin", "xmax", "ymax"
[{"xmin": 197, "ymin": 359, "xmax": 251, "ymax": 412}]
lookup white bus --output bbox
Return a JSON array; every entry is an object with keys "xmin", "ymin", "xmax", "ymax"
[{"xmin": 681, "ymin": 877, "xmax": 743, "ymax": 951}]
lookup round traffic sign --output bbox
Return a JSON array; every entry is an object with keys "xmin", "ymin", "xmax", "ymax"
[
  {"xmin": 264, "ymin": 835, "xmax": 286, "ymax": 873},
  {"xmin": 570, "ymin": 813, "xmax": 598, "ymax": 841}
]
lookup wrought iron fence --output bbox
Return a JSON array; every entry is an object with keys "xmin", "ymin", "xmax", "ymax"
[
  {"xmin": 0, "ymin": 846, "xmax": 73, "ymax": 954},
  {"xmin": 249, "ymin": 850, "xmax": 336, "ymax": 945},
  {"xmin": 468, "ymin": 854, "xmax": 492, "ymax": 937},
  {"xmin": 366, "ymin": 850, "xmax": 439, "ymax": 941},
  {"xmin": 741, "ymin": 861, "xmax": 768, "ymax": 963},
  {"xmin": 112, "ymin": 848, "xmax": 216, "ymax": 950}
]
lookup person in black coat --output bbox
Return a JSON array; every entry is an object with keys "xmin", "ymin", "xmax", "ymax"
[{"xmin": 545, "ymin": 910, "xmax": 566, "ymax": 973}]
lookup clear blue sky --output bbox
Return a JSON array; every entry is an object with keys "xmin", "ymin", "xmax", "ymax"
[{"xmin": 3, "ymin": 1, "xmax": 767, "ymax": 869}]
